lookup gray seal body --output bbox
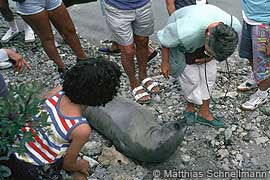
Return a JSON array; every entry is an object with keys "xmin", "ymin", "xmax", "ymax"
[{"xmin": 84, "ymin": 96, "xmax": 187, "ymax": 163}]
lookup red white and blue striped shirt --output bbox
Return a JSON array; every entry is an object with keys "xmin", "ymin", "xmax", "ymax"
[{"xmin": 15, "ymin": 91, "xmax": 88, "ymax": 166}]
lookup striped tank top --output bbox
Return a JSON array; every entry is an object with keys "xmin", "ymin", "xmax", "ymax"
[{"xmin": 15, "ymin": 91, "xmax": 88, "ymax": 165}]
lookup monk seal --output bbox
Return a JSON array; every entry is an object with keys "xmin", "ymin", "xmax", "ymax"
[{"xmin": 83, "ymin": 96, "xmax": 187, "ymax": 163}]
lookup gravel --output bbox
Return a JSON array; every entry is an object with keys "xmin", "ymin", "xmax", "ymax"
[{"xmin": 1, "ymin": 15, "xmax": 270, "ymax": 180}]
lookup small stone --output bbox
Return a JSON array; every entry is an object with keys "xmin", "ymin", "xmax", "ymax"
[
  {"xmin": 98, "ymin": 146, "xmax": 130, "ymax": 166},
  {"xmin": 217, "ymin": 149, "xmax": 229, "ymax": 159},
  {"xmin": 245, "ymin": 123, "xmax": 252, "ymax": 130},
  {"xmin": 153, "ymin": 95, "xmax": 161, "ymax": 103},
  {"xmin": 255, "ymin": 137, "xmax": 269, "ymax": 144},
  {"xmin": 181, "ymin": 154, "xmax": 191, "ymax": 164},
  {"xmin": 224, "ymin": 128, "xmax": 233, "ymax": 141},
  {"xmin": 231, "ymin": 125, "xmax": 237, "ymax": 131}
]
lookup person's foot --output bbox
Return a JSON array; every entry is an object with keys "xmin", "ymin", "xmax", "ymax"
[
  {"xmin": 98, "ymin": 47, "xmax": 121, "ymax": 55},
  {"xmin": 237, "ymin": 74, "xmax": 257, "ymax": 92},
  {"xmin": 141, "ymin": 77, "xmax": 160, "ymax": 94},
  {"xmin": 196, "ymin": 115, "xmax": 224, "ymax": 128},
  {"xmin": 132, "ymin": 85, "xmax": 151, "ymax": 104},
  {"xmin": 24, "ymin": 27, "xmax": 35, "ymax": 43},
  {"xmin": 241, "ymin": 90, "xmax": 268, "ymax": 110},
  {"xmin": 58, "ymin": 67, "xmax": 68, "ymax": 79},
  {"xmin": 183, "ymin": 111, "xmax": 196, "ymax": 125},
  {"xmin": 1, "ymin": 28, "xmax": 19, "ymax": 43}
]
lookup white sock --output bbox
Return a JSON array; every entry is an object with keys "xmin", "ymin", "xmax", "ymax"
[
  {"xmin": 257, "ymin": 89, "xmax": 268, "ymax": 98},
  {"xmin": 23, "ymin": 22, "xmax": 32, "ymax": 31},
  {"xmin": 8, "ymin": 20, "xmax": 18, "ymax": 31}
]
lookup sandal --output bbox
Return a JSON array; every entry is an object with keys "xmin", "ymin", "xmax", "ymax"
[
  {"xmin": 141, "ymin": 77, "xmax": 160, "ymax": 94},
  {"xmin": 132, "ymin": 85, "xmax": 151, "ymax": 104},
  {"xmin": 98, "ymin": 47, "xmax": 121, "ymax": 55}
]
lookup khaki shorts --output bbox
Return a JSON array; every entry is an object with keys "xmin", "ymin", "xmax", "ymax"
[{"xmin": 104, "ymin": 1, "xmax": 154, "ymax": 46}]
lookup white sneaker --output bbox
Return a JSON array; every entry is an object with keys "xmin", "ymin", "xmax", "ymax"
[
  {"xmin": 237, "ymin": 75, "xmax": 257, "ymax": 92},
  {"xmin": 24, "ymin": 27, "xmax": 35, "ymax": 43},
  {"xmin": 241, "ymin": 91, "xmax": 268, "ymax": 110},
  {"xmin": 0, "ymin": 61, "xmax": 12, "ymax": 69},
  {"xmin": 1, "ymin": 28, "xmax": 19, "ymax": 43}
]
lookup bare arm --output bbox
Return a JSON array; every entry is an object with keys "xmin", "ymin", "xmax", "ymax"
[
  {"xmin": 160, "ymin": 47, "xmax": 170, "ymax": 79},
  {"xmin": 43, "ymin": 86, "xmax": 63, "ymax": 99},
  {"xmin": 166, "ymin": 0, "xmax": 176, "ymax": 16},
  {"xmin": 63, "ymin": 124, "xmax": 91, "ymax": 176}
]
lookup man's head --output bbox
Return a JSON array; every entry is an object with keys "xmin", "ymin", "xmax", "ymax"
[
  {"xmin": 206, "ymin": 23, "xmax": 239, "ymax": 62},
  {"xmin": 63, "ymin": 57, "xmax": 122, "ymax": 106}
]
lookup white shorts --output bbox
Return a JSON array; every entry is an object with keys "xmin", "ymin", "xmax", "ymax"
[
  {"xmin": 16, "ymin": 0, "xmax": 62, "ymax": 15},
  {"xmin": 178, "ymin": 60, "xmax": 217, "ymax": 105}
]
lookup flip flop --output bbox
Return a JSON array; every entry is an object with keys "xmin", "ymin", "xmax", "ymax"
[{"xmin": 98, "ymin": 47, "xmax": 121, "ymax": 55}]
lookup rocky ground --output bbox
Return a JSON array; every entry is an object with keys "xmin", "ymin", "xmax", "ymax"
[{"xmin": 1, "ymin": 15, "xmax": 270, "ymax": 180}]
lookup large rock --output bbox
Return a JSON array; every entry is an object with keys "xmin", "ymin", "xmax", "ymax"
[{"xmin": 84, "ymin": 96, "xmax": 187, "ymax": 163}]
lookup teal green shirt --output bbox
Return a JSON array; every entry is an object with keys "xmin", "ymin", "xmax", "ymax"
[
  {"xmin": 241, "ymin": 0, "xmax": 270, "ymax": 24},
  {"xmin": 158, "ymin": 4, "xmax": 241, "ymax": 78}
]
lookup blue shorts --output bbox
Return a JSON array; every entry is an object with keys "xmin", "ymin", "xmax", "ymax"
[{"xmin": 16, "ymin": 0, "xmax": 62, "ymax": 15}]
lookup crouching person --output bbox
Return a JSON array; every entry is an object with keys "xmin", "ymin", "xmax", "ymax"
[
  {"xmin": 0, "ymin": 57, "xmax": 121, "ymax": 180},
  {"xmin": 158, "ymin": 4, "xmax": 241, "ymax": 128}
]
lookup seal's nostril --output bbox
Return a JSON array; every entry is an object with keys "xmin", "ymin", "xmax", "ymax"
[{"xmin": 174, "ymin": 122, "xmax": 180, "ymax": 130}]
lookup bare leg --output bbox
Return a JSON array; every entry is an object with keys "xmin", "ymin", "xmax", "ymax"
[
  {"xmin": 73, "ymin": 171, "xmax": 87, "ymax": 180},
  {"xmin": 48, "ymin": 4, "xmax": 86, "ymax": 60},
  {"xmin": 186, "ymin": 101, "xmax": 196, "ymax": 112},
  {"xmin": 21, "ymin": 11, "xmax": 65, "ymax": 69},
  {"xmin": 110, "ymin": 41, "xmax": 119, "ymax": 51},
  {"xmin": 258, "ymin": 78, "xmax": 270, "ymax": 91},
  {"xmin": 118, "ymin": 43, "xmax": 150, "ymax": 102},
  {"xmin": 135, "ymin": 35, "xmax": 159, "ymax": 92},
  {"xmin": 0, "ymin": 0, "xmax": 14, "ymax": 22},
  {"xmin": 197, "ymin": 99, "xmax": 214, "ymax": 121},
  {"xmin": 134, "ymin": 35, "xmax": 148, "ymax": 81},
  {"xmin": 118, "ymin": 43, "xmax": 138, "ymax": 89}
]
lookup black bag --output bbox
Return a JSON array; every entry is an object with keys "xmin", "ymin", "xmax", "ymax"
[
  {"xmin": 185, "ymin": 46, "xmax": 208, "ymax": 65},
  {"xmin": 63, "ymin": 0, "xmax": 97, "ymax": 7}
]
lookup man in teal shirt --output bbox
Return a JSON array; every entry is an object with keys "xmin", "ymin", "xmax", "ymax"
[{"xmin": 158, "ymin": 4, "xmax": 241, "ymax": 128}]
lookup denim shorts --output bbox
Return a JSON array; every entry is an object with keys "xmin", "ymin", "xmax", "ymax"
[{"xmin": 16, "ymin": 0, "xmax": 62, "ymax": 15}]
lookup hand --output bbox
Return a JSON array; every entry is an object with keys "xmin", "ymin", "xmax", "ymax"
[
  {"xmin": 195, "ymin": 57, "xmax": 213, "ymax": 65},
  {"xmin": 4, "ymin": 49, "xmax": 30, "ymax": 73},
  {"xmin": 77, "ymin": 159, "xmax": 90, "ymax": 176},
  {"xmin": 160, "ymin": 61, "xmax": 170, "ymax": 79}
]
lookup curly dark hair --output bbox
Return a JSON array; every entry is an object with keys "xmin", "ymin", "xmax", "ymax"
[
  {"xmin": 208, "ymin": 23, "xmax": 239, "ymax": 62},
  {"xmin": 63, "ymin": 57, "xmax": 121, "ymax": 106}
]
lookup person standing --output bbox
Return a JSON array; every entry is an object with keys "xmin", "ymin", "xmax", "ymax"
[
  {"xmin": 237, "ymin": 0, "xmax": 270, "ymax": 110},
  {"xmin": 15, "ymin": 0, "xmax": 88, "ymax": 77},
  {"xmin": 103, "ymin": 0, "xmax": 160, "ymax": 104},
  {"xmin": 0, "ymin": 0, "xmax": 35, "ymax": 43},
  {"xmin": 159, "ymin": 4, "xmax": 240, "ymax": 128}
]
